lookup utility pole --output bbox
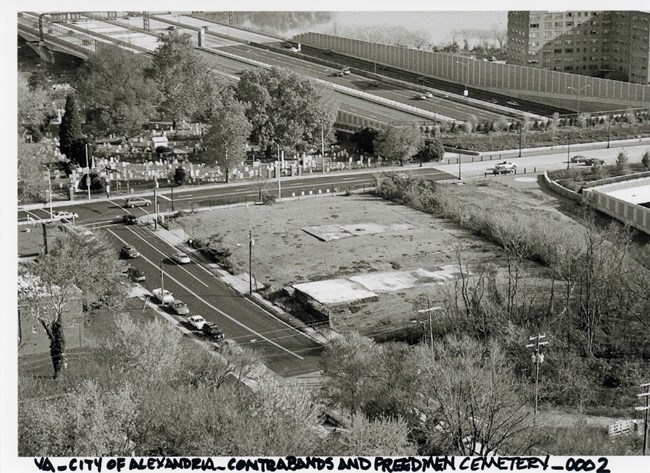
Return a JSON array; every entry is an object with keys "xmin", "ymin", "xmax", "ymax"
[
  {"xmin": 321, "ymin": 123, "xmax": 325, "ymax": 165},
  {"xmin": 417, "ymin": 300, "xmax": 442, "ymax": 351},
  {"xmin": 457, "ymin": 144, "xmax": 462, "ymax": 180},
  {"xmin": 85, "ymin": 143, "xmax": 91, "ymax": 200},
  {"xmin": 153, "ymin": 180, "xmax": 158, "ymax": 230},
  {"xmin": 636, "ymin": 382, "xmax": 650, "ymax": 455},
  {"xmin": 526, "ymin": 334, "xmax": 549, "ymax": 422},
  {"xmin": 160, "ymin": 259, "xmax": 165, "ymax": 304},
  {"xmin": 170, "ymin": 179, "xmax": 175, "ymax": 212},
  {"xmin": 276, "ymin": 142, "xmax": 282, "ymax": 200},
  {"xmin": 518, "ymin": 122, "xmax": 523, "ymax": 157},
  {"xmin": 44, "ymin": 165, "xmax": 53, "ymax": 218},
  {"xmin": 249, "ymin": 229, "xmax": 254, "ymax": 295}
]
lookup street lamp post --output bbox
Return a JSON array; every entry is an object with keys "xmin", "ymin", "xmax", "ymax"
[
  {"xmin": 607, "ymin": 115, "xmax": 612, "ymax": 149},
  {"xmin": 275, "ymin": 142, "xmax": 282, "ymax": 200},
  {"xmin": 566, "ymin": 136, "xmax": 571, "ymax": 169},
  {"xmin": 518, "ymin": 122, "xmax": 523, "ymax": 158},
  {"xmin": 457, "ymin": 144, "xmax": 462, "ymax": 180}
]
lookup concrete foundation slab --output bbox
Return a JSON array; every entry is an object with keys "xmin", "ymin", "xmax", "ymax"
[{"xmin": 293, "ymin": 279, "xmax": 378, "ymax": 304}]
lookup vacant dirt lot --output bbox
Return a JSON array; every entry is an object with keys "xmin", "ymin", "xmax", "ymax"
[{"xmin": 177, "ymin": 193, "xmax": 520, "ymax": 335}]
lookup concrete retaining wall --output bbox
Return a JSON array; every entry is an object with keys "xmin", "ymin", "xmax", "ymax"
[{"xmin": 584, "ymin": 188, "xmax": 650, "ymax": 235}]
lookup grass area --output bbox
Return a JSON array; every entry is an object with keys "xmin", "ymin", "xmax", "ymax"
[{"xmin": 175, "ymin": 188, "xmax": 573, "ymax": 336}]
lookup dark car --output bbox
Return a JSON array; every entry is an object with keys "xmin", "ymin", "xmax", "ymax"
[
  {"xmin": 585, "ymin": 157, "xmax": 605, "ymax": 166},
  {"xmin": 122, "ymin": 214, "xmax": 138, "ymax": 225},
  {"xmin": 570, "ymin": 155, "xmax": 588, "ymax": 164}
]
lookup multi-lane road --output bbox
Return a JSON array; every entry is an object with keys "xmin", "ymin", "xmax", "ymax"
[{"xmin": 105, "ymin": 223, "xmax": 324, "ymax": 378}]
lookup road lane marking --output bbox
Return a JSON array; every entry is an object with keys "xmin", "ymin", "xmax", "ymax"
[
  {"xmin": 158, "ymin": 194, "xmax": 172, "ymax": 201},
  {"xmin": 126, "ymin": 228, "xmax": 209, "ymax": 288},
  {"xmin": 106, "ymin": 229, "xmax": 304, "ymax": 360}
]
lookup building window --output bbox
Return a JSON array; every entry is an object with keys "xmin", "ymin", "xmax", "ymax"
[
  {"xmin": 554, "ymin": 48, "xmax": 562, "ymax": 53},
  {"xmin": 545, "ymin": 22, "xmax": 552, "ymax": 28},
  {"xmin": 529, "ymin": 32, "xmax": 539, "ymax": 38},
  {"xmin": 530, "ymin": 23, "xmax": 539, "ymax": 28},
  {"xmin": 565, "ymin": 48, "xmax": 573, "ymax": 53},
  {"xmin": 566, "ymin": 22, "xmax": 574, "ymax": 27},
  {"xmin": 555, "ymin": 21, "xmax": 563, "ymax": 27}
]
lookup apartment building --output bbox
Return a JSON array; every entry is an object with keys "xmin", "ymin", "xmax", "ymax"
[{"xmin": 507, "ymin": 11, "xmax": 650, "ymax": 84}]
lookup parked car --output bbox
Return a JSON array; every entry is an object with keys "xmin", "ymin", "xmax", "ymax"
[
  {"xmin": 53, "ymin": 211, "xmax": 78, "ymax": 222},
  {"xmin": 188, "ymin": 315, "xmax": 208, "ymax": 330},
  {"xmin": 120, "ymin": 245, "xmax": 140, "ymax": 259},
  {"xmin": 122, "ymin": 214, "xmax": 138, "ymax": 225},
  {"xmin": 152, "ymin": 288, "xmax": 174, "ymax": 305},
  {"xmin": 585, "ymin": 157, "xmax": 605, "ymax": 166},
  {"xmin": 571, "ymin": 155, "xmax": 589, "ymax": 164},
  {"xmin": 124, "ymin": 266, "xmax": 145, "ymax": 282},
  {"xmin": 202, "ymin": 322, "xmax": 225, "ymax": 341},
  {"xmin": 169, "ymin": 299, "xmax": 189, "ymax": 316},
  {"xmin": 494, "ymin": 161, "xmax": 517, "ymax": 171},
  {"xmin": 124, "ymin": 197, "xmax": 151, "ymax": 208},
  {"xmin": 172, "ymin": 252, "xmax": 191, "ymax": 264}
]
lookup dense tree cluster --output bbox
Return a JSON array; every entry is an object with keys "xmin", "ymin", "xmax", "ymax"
[{"xmin": 19, "ymin": 314, "xmax": 413, "ymax": 456}]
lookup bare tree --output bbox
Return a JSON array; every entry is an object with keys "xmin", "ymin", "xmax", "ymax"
[{"xmin": 414, "ymin": 336, "xmax": 537, "ymax": 455}]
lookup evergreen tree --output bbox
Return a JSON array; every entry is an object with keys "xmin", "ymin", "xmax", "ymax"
[{"xmin": 59, "ymin": 95, "xmax": 83, "ymax": 160}]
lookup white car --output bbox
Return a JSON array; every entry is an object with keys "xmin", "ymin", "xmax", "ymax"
[
  {"xmin": 172, "ymin": 252, "xmax": 191, "ymax": 264},
  {"xmin": 188, "ymin": 315, "xmax": 207, "ymax": 330},
  {"xmin": 422, "ymin": 91, "xmax": 434, "ymax": 98},
  {"xmin": 53, "ymin": 211, "xmax": 78, "ymax": 221},
  {"xmin": 152, "ymin": 288, "xmax": 174, "ymax": 305},
  {"xmin": 494, "ymin": 161, "xmax": 517, "ymax": 171},
  {"xmin": 414, "ymin": 94, "xmax": 428, "ymax": 101}
]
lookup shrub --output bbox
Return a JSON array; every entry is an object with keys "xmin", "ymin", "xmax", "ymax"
[
  {"xmin": 615, "ymin": 150, "xmax": 629, "ymax": 171},
  {"xmin": 642, "ymin": 150, "xmax": 650, "ymax": 169},
  {"xmin": 78, "ymin": 173, "xmax": 106, "ymax": 191}
]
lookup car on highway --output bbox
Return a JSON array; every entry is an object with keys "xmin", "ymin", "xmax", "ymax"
[
  {"xmin": 422, "ymin": 91, "xmax": 434, "ymax": 98},
  {"xmin": 506, "ymin": 100, "xmax": 520, "ymax": 107},
  {"xmin": 368, "ymin": 80, "xmax": 380, "ymax": 87},
  {"xmin": 416, "ymin": 77, "xmax": 428, "ymax": 84},
  {"xmin": 120, "ymin": 245, "xmax": 140, "ymax": 259},
  {"xmin": 584, "ymin": 157, "xmax": 606, "ymax": 166},
  {"xmin": 188, "ymin": 315, "xmax": 208, "ymax": 330},
  {"xmin": 413, "ymin": 94, "xmax": 428, "ymax": 100},
  {"xmin": 124, "ymin": 197, "xmax": 151, "ymax": 208},
  {"xmin": 172, "ymin": 252, "xmax": 191, "ymax": 264},
  {"xmin": 289, "ymin": 46, "xmax": 299, "ymax": 53},
  {"xmin": 124, "ymin": 266, "xmax": 145, "ymax": 282},
  {"xmin": 169, "ymin": 300, "xmax": 189, "ymax": 316},
  {"xmin": 341, "ymin": 66, "xmax": 351, "ymax": 74},
  {"xmin": 152, "ymin": 288, "xmax": 174, "ymax": 305},
  {"xmin": 570, "ymin": 155, "xmax": 589, "ymax": 164},
  {"xmin": 53, "ymin": 211, "xmax": 78, "ymax": 222},
  {"xmin": 122, "ymin": 214, "xmax": 138, "ymax": 225}
]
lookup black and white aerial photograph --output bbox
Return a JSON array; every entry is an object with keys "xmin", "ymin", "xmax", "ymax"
[{"xmin": 7, "ymin": 1, "xmax": 650, "ymax": 471}]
